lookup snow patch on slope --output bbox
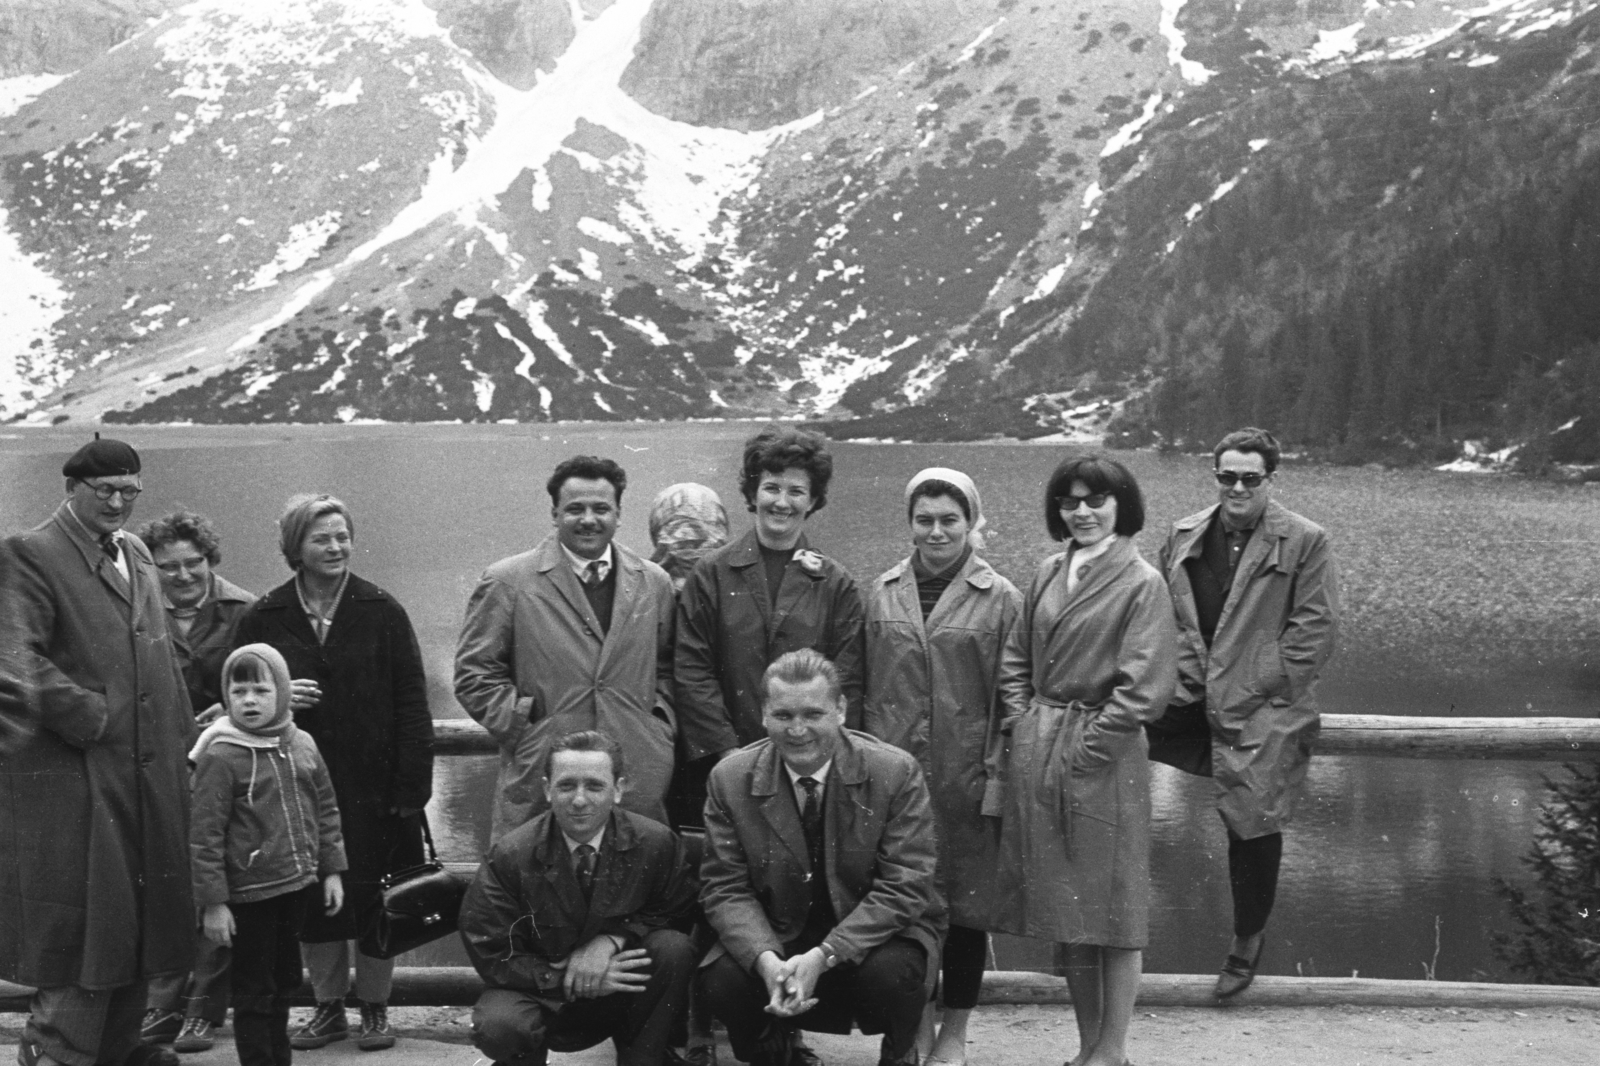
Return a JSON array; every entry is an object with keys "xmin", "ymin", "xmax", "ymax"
[{"xmin": 1159, "ymin": 0, "xmax": 1215, "ymax": 84}]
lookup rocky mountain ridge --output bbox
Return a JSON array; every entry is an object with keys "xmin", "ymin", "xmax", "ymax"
[{"xmin": 0, "ymin": 0, "xmax": 1594, "ymax": 467}]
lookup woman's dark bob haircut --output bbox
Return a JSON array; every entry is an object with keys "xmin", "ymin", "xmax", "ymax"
[
  {"xmin": 1043, "ymin": 455, "xmax": 1146, "ymax": 542},
  {"xmin": 739, "ymin": 424, "xmax": 833, "ymax": 515}
]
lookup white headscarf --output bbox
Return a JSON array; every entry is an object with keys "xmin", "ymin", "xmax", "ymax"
[{"xmin": 904, "ymin": 467, "xmax": 986, "ymax": 551}]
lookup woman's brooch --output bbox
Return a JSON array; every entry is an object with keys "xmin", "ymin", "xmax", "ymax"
[{"xmin": 793, "ymin": 549, "xmax": 825, "ymax": 576}]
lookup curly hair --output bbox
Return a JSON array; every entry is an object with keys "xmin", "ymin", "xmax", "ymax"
[
  {"xmin": 137, "ymin": 510, "xmax": 222, "ymax": 565},
  {"xmin": 739, "ymin": 424, "xmax": 833, "ymax": 515},
  {"xmin": 547, "ymin": 455, "xmax": 627, "ymax": 506}
]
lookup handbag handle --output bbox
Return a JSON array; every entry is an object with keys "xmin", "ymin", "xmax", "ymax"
[{"xmin": 416, "ymin": 810, "xmax": 438, "ymax": 865}]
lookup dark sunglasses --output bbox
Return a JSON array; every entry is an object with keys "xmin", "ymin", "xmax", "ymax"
[
  {"xmin": 1214, "ymin": 472, "xmax": 1267, "ymax": 488},
  {"xmin": 1056, "ymin": 492, "xmax": 1111, "ymax": 511}
]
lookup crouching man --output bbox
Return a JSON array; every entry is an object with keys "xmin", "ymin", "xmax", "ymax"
[
  {"xmin": 460, "ymin": 730, "xmax": 697, "ymax": 1066},
  {"xmin": 700, "ymin": 650, "xmax": 945, "ymax": 1066}
]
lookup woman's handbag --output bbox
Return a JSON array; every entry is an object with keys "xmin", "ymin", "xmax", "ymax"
[{"xmin": 357, "ymin": 814, "xmax": 467, "ymax": 960}]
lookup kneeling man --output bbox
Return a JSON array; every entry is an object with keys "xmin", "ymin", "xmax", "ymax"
[
  {"xmin": 701, "ymin": 650, "xmax": 944, "ymax": 1066},
  {"xmin": 460, "ymin": 730, "xmax": 696, "ymax": 1066}
]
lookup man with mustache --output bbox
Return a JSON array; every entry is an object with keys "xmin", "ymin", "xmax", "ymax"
[{"xmin": 457, "ymin": 455, "xmax": 678, "ymax": 841}]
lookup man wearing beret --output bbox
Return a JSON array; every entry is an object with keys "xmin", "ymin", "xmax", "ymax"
[{"xmin": 0, "ymin": 437, "xmax": 194, "ymax": 1066}]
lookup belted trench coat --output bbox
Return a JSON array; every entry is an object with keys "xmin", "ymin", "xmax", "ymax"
[
  {"xmin": 455, "ymin": 536, "xmax": 677, "ymax": 840},
  {"xmin": 700, "ymin": 729, "xmax": 945, "ymax": 987},
  {"xmin": 990, "ymin": 538, "xmax": 1177, "ymax": 948},
  {"xmin": 0, "ymin": 503, "xmax": 196, "ymax": 989},
  {"xmin": 675, "ymin": 529, "xmax": 866, "ymax": 761},
  {"xmin": 1160, "ymin": 500, "xmax": 1340, "ymax": 839},
  {"xmin": 864, "ymin": 551, "xmax": 1021, "ymax": 930}
]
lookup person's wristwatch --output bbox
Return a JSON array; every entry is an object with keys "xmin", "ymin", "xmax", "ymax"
[{"xmin": 817, "ymin": 944, "xmax": 841, "ymax": 970}]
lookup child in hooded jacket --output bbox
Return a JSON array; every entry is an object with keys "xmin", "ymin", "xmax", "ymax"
[{"xmin": 190, "ymin": 643, "xmax": 347, "ymax": 1066}]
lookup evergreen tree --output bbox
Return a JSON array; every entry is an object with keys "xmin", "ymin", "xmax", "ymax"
[{"xmin": 1493, "ymin": 764, "xmax": 1600, "ymax": 984}]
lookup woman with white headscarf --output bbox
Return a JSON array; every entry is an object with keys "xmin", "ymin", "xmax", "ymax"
[{"xmin": 863, "ymin": 468, "xmax": 1023, "ymax": 1066}]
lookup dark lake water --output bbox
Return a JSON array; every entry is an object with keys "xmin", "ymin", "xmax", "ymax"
[{"xmin": 3, "ymin": 422, "xmax": 1596, "ymax": 982}]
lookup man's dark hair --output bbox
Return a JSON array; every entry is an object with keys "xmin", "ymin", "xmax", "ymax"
[
  {"xmin": 760, "ymin": 648, "xmax": 844, "ymax": 706},
  {"xmin": 1212, "ymin": 427, "xmax": 1281, "ymax": 475},
  {"xmin": 547, "ymin": 456, "xmax": 627, "ymax": 506},
  {"xmin": 1043, "ymin": 455, "xmax": 1146, "ymax": 542},
  {"xmin": 544, "ymin": 729, "xmax": 627, "ymax": 782},
  {"xmin": 739, "ymin": 425, "xmax": 833, "ymax": 515},
  {"xmin": 138, "ymin": 510, "xmax": 223, "ymax": 566}
]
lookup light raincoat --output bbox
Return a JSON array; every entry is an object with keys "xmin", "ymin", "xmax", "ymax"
[
  {"xmin": 1160, "ymin": 499, "xmax": 1340, "ymax": 839},
  {"xmin": 864, "ymin": 550, "xmax": 1021, "ymax": 929},
  {"xmin": 455, "ymin": 535, "xmax": 677, "ymax": 840},
  {"xmin": 991, "ymin": 537, "xmax": 1177, "ymax": 948}
]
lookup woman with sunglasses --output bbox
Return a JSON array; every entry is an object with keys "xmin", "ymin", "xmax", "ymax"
[{"xmin": 989, "ymin": 456, "xmax": 1177, "ymax": 1066}]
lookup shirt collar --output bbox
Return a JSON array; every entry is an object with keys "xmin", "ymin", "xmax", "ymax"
[
  {"xmin": 561, "ymin": 542, "xmax": 614, "ymax": 580},
  {"xmin": 562, "ymin": 822, "xmax": 607, "ymax": 854},
  {"xmin": 1070, "ymin": 533, "xmax": 1118, "ymax": 566},
  {"xmin": 64, "ymin": 504, "xmax": 119, "ymax": 547},
  {"xmin": 784, "ymin": 759, "xmax": 832, "ymax": 794}
]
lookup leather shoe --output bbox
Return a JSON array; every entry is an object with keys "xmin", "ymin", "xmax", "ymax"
[
  {"xmin": 123, "ymin": 1046, "xmax": 181, "ymax": 1066},
  {"xmin": 1214, "ymin": 934, "xmax": 1266, "ymax": 998}
]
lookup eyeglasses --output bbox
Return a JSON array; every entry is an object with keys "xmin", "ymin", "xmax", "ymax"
[
  {"xmin": 1056, "ymin": 492, "xmax": 1110, "ymax": 511},
  {"xmin": 81, "ymin": 481, "xmax": 142, "ymax": 501},
  {"xmin": 155, "ymin": 558, "xmax": 208, "ymax": 576},
  {"xmin": 1214, "ymin": 472, "xmax": 1268, "ymax": 489}
]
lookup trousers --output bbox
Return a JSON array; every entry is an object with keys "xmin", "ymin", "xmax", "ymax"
[
  {"xmin": 471, "ymin": 929, "xmax": 696, "ymax": 1066},
  {"xmin": 702, "ymin": 937, "xmax": 927, "ymax": 1062}
]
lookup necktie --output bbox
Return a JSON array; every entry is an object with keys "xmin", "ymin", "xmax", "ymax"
[
  {"xmin": 798, "ymin": 776, "xmax": 823, "ymax": 871},
  {"xmin": 574, "ymin": 843, "xmax": 596, "ymax": 898},
  {"xmin": 101, "ymin": 536, "xmax": 120, "ymax": 564},
  {"xmin": 583, "ymin": 560, "xmax": 603, "ymax": 588}
]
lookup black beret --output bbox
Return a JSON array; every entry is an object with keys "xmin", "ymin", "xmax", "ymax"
[{"xmin": 62, "ymin": 436, "xmax": 141, "ymax": 479}]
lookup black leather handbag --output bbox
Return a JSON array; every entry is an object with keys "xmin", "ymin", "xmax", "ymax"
[{"xmin": 357, "ymin": 814, "xmax": 467, "ymax": 960}]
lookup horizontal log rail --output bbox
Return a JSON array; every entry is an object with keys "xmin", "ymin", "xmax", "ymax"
[
  {"xmin": 9, "ymin": 714, "xmax": 1597, "ymax": 1016},
  {"xmin": 435, "ymin": 715, "xmax": 1600, "ymax": 761},
  {"xmin": 8, "ymin": 971, "xmax": 1600, "ymax": 1013}
]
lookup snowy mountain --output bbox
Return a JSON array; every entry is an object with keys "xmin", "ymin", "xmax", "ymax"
[{"xmin": 1, "ymin": 0, "xmax": 1596, "ymax": 463}]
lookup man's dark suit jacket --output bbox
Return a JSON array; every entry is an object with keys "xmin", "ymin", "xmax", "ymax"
[
  {"xmin": 700, "ymin": 729, "xmax": 945, "ymax": 980},
  {"xmin": 460, "ymin": 808, "xmax": 696, "ymax": 1000}
]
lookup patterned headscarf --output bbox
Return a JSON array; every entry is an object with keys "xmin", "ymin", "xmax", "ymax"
[{"xmin": 648, "ymin": 483, "xmax": 730, "ymax": 590}]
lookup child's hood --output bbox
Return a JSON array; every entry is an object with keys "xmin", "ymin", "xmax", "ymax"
[{"xmin": 220, "ymin": 642, "xmax": 294, "ymax": 733}]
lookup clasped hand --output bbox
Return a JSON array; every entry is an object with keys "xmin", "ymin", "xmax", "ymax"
[
  {"xmin": 554, "ymin": 936, "xmax": 652, "ymax": 1000},
  {"xmin": 756, "ymin": 948, "xmax": 825, "ymax": 1018}
]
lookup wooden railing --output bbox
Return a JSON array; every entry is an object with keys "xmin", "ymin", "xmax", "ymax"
[
  {"xmin": 6, "ymin": 712, "xmax": 1598, "ymax": 1015},
  {"xmin": 436, "ymin": 714, "xmax": 1600, "ymax": 761}
]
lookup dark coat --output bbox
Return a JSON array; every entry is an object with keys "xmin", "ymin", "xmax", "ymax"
[
  {"xmin": 459, "ymin": 809, "xmax": 696, "ymax": 997},
  {"xmin": 675, "ymin": 529, "xmax": 866, "ymax": 761},
  {"xmin": 0, "ymin": 503, "xmax": 196, "ymax": 989},
  {"xmin": 700, "ymin": 730, "xmax": 945, "ymax": 983},
  {"xmin": 169, "ymin": 573, "xmax": 255, "ymax": 718},
  {"xmin": 1160, "ymin": 500, "xmax": 1340, "ymax": 838},
  {"xmin": 233, "ymin": 573, "xmax": 434, "ymax": 940},
  {"xmin": 864, "ymin": 550, "xmax": 1021, "ymax": 930},
  {"xmin": 454, "ymin": 536, "xmax": 677, "ymax": 840},
  {"xmin": 991, "ymin": 538, "xmax": 1177, "ymax": 948}
]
